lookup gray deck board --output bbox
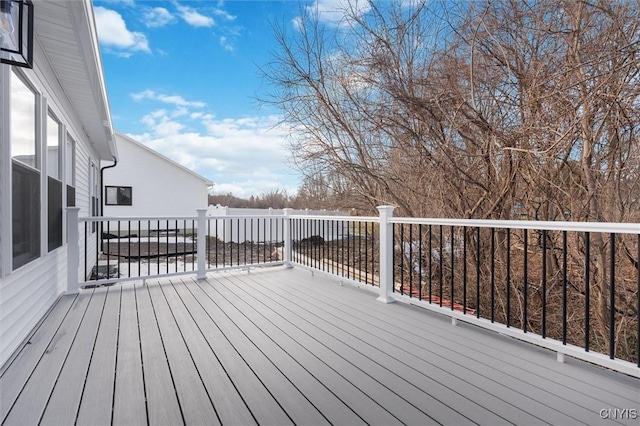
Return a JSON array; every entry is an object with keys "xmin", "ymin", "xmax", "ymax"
[
  {"xmin": 75, "ymin": 286, "xmax": 119, "ymax": 426},
  {"xmin": 189, "ymin": 278, "xmax": 330, "ymax": 425},
  {"xmin": 206, "ymin": 276, "xmax": 402, "ymax": 425},
  {"xmin": 135, "ymin": 282, "xmax": 184, "ymax": 426},
  {"xmin": 0, "ymin": 295, "xmax": 75, "ymax": 421},
  {"xmin": 146, "ymin": 283, "xmax": 220, "ymax": 425},
  {"xmin": 112, "ymin": 285, "xmax": 147, "ymax": 426},
  {"xmin": 39, "ymin": 289, "xmax": 108, "ymax": 425},
  {"xmin": 218, "ymin": 273, "xmax": 507, "ymax": 425},
  {"xmin": 241, "ymin": 271, "xmax": 593, "ymax": 424},
  {"xmin": 276, "ymin": 268, "xmax": 640, "ymax": 405},
  {"xmin": 3, "ymin": 293, "xmax": 91, "ymax": 425},
  {"xmin": 2, "ymin": 266, "xmax": 639, "ymax": 426},
  {"xmin": 157, "ymin": 279, "xmax": 257, "ymax": 425},
  {"xmin": 171, "ymin": 277, "xmax": 293, "ymax": 425}
]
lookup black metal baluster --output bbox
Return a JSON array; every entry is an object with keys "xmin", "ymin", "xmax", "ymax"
[
  {"xmin": 275, "ymin": 218, "xmax": 280, "ymax": 264},
  {"xmin": 156, "ymin": 220, "xmax": 160, "ymax": 275},
  {"xmin": 95, "ymin": 220, "xmax": 98, "ymax": 280},
  {"xmin": 237, "ymin": 218, "xmax": 241, "ymax": 266},
  {"xmin": 147, "ymin": 220, "xmax": 151, "ymax": 276},
  {"xmin": 418, "ymin": 224, "xmax": 423, "ymax": 300},
  {"xmin": 609, "ymin": 233, "xmax": 616, "ymax": 359},
  {"xmin": 341, "ymin": 220, "xmax": 345, "ymax": 277},
  {"xmin": 489, "ymin": 227, "xmax": 498, "ymax": 319},
  {"xmin": 463, "ymin": 227, "xmax": 467, "ymax": 313},
  {"xmin": 365, "ymin": 221, "xmax": 368, "ymax": 284},
  {"xmin": 127, "ymin": 221, "xmax": 131, "ymax": 277},
  {"xmin": 197, "ymin": 219, "xmax": 200, "ymax": 270},
  {"xmin": 250, "ymin": 218, "xmax": 254, "ymax": 265},
  {"xmin": 429, "ymin": 225, "xmax": 433, "ymax": 303},
  {"xmin": 358, "ymin": 221, "xmax": 362, "ymax": 280},
  {"xmin": 214, "ymin": 219, "xmax": 219, "ymax": 268},
  {"xmin": 175, "ymin": 220, "xmax": 178, "ymax": 273},
  {"xmin": 230, "ymin": 219, "xmax": 234, "ymax": 267},
  {"xmin": 400, "ymin": 223, "xmax": 405, "ymax": 296},
  {"xmin": 85, "ymin": 222, "xmax": 88, "ymax": 281},
  {"xmin": 371, "ymin": 222, "xmax": 375, "ymax": 285},
  {"xmin": 296, "ymin": 219, "xmax": 300, "ymax": 264},
  {"xmin": 313, "ymin": 219, "xmax": 317, "ymax": 269},
  {"xmin": 585, "ymin": 232, "xmax": 590, "ymax": 352},
  {"xmin": 439, "ymin": 225, "xmax": 443, "ymax": 307},
  {"xmin": 223, "ymin": 219, "xmax": 227, "ymax": 267},
  {"xmin": 269, "ymin": 217, "xmax": 273, "ymax": 265},
  {"xmin": 451, "ymin": 226, "xmax": 455, "ymax": 311},
  {"xmin": 346, "ymin": 220, "xmax": 350, "ymax": 279},
  {"xmin": 476, "ymin": 227, "xmax": 480, "ymax": 318},
  {"xmin": 409, "ymin": 224, "xmax": 413, "ymax": 297},
  {"xmin": 523, "ymin": 228, "xmax": 528, "ymax": 333},
  {"xmin": 392, "ymin": 223, "xmax": 396, "ymax": 292},
  {"xmin": 506, "ymin": 228, "xmax": 511, "ymax": 327},
  {"xmin": 334, "ymin": 220, "xmax": 338, "ymax": 275},
  {"xmin": 562, "ymin": 230, "xmax": 568, "ymax": 344},
  {"xmin": 542, "ymin": 229, "xmax": 547, "ymax": 337},
  {"xmin": 138, "ymin": 221, "xmax": 141, "ymax": 277}
]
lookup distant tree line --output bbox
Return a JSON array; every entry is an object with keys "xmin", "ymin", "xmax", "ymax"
[{"xmin": 208, "ymin": 187, "xmax": 342, "ymax": 210}]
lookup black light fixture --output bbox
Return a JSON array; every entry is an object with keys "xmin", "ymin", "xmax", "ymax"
[{"xmin": 0, "ymin": 0, "xmax": 33, "ymax": 68}]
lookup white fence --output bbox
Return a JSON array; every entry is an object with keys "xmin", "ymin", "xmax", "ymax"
[{"xmin": 206, "ymin": 206, "xmax": 349, "ymax": 243}]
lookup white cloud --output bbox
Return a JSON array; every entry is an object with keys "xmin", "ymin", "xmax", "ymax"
[
  {"xmin": 213, "ymin": 8, "xmax": 237, "ymax": 21},
  {"xmin": 143, "ymin": 7, "xmax": 176, "ymax": 28},
  {"xmin": 127, "ymin": 107, "xmax": 297, "ymax": 198},
  {"xmin": 219, "ymin": 36, "xmax": 234, "ymax": 52},
  {"xmin": 94, "ymin": 7, "xmax": 150, "ymax": 54},
  {"xmin": 175, "ymin": 3, "xmax": 215, "ymax": 27},
  {"xmin": 299, "ymin": 0, "xmax": 371, "ymax": 28},
  {"xmin": 131, "ymin": 90, "xmax": 206, "ymax": 108}
]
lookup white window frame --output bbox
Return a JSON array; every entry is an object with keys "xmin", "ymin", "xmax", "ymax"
[{"xmin": 10, "ymin": 68, "xmax": 43, "ymax": 271}]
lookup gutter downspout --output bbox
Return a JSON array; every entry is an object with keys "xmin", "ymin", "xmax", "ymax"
[
  {"xmin": 100, "ymin": 156, "xmax": 117, "ymax": 217},
  {"xmin": 99, "ymin": 157, "xmax": 117, "ymax": 247}
]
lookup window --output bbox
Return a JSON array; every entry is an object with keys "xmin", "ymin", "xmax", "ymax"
[
  {"xmin": 65, "ymin": 134, "xmax": 76, "ymax": 207},
  {"xmin": 46, "ymin": 112, "xmax": 61, "ymax": 179},
  {"xmin": 47, "ymin": 111, "xmax": 63, "ymax": 252},
  {"xmin": 11, "ymin": 70, "xmax": 40, "ymax": 270},
  {"xmin": 105, "ymin": 186, "xmax": 132, "ymax": 206}
]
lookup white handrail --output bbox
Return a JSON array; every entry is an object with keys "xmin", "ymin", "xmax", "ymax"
[{"xmin": 389, "ymin": 217, "xmax": 640, "ymax": 234}]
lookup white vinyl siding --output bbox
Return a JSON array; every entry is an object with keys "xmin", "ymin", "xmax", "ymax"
[
  {"xmin": 103, "ymin": 133, "xmax": 211, "ymax": 218},
  {"xmin": 0, "ymin": 67, "xmax": 106, "ymax": 369}
]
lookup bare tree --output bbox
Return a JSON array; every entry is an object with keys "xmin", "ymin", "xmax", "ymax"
[{"xmin": 261, "ymin": 0, "xmax": 640, "ymax": 359}]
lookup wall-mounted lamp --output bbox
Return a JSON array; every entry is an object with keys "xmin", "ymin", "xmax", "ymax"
[
  {"xmin": 0, "ymin": 0, "xmax": 14, "ymax": 39},
  {"xmin": 0, "ymin": 0, "xmax": 33, "ymax": 68}
]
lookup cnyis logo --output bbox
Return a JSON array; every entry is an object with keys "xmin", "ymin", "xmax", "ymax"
[{"xmin": 598, "ymin": 408, "xmax": 638, "ymax": 420}]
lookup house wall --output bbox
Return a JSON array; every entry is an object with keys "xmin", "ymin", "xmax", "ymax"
[
  {"xmin": 103, "ymin": 134, "xmax": 210, "ymax": 218},
  {"xmin": 0, "ymin": 46, "xmax": 103, "ymax": 368}
]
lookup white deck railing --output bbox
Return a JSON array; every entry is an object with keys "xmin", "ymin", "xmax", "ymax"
[{"xmin": 66, "ymin": 206, "xmax": 640, "ymax": 377}]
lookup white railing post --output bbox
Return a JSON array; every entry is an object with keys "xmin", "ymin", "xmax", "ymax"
[
  {"xmin": 377, "ymin": 205, "xmax": 395, "ymax": 303},
  {"xmin": 66, "ymin": 207, "xmax": 80, "ymax": 294},
  {"xmin": 197, "ymin": 209, "xmax": 207, "ymax": 279},
  {"xmin": 283, "ymin": 208, "xmax": 293, "ymax": 268}
]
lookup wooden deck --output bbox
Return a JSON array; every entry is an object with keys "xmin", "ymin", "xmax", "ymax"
[{"xmin": 1, "ymin": 266, "xmax": 638, "ymax": 425}]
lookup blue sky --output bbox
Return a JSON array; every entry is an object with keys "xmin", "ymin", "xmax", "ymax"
[{"xmin": 94, "ymin": 0, "xmax": 352, "ymax": 198}]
